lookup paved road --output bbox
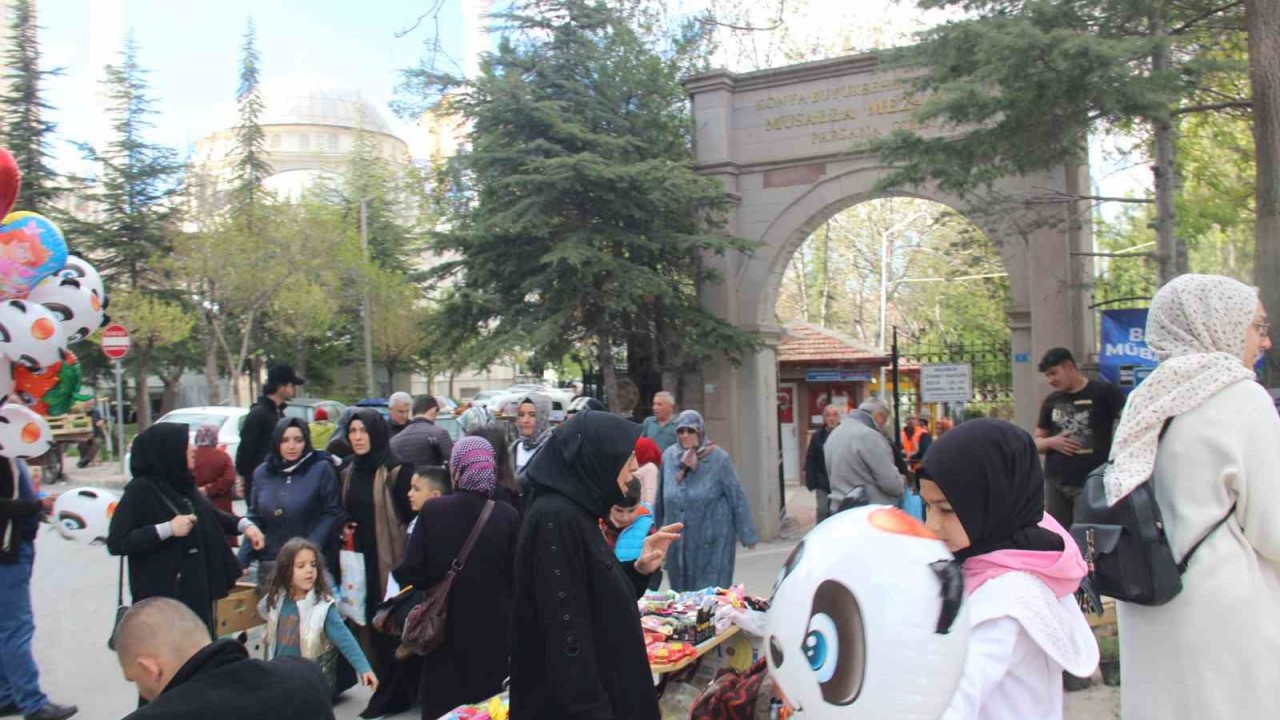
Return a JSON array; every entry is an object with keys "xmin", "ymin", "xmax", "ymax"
[{"xmin": 28, "ymin": 479, "xmax": 1115, "ymax": 720}]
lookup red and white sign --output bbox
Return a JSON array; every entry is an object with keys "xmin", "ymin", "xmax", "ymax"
[{"xmin": 100, "ymin": 323, "xmax": 131, "ymax": 360}]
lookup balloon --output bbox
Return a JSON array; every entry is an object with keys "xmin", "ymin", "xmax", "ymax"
[
  {"xmin": 52, "ymin": 486, "xmax": 119, "ymax": 545},
  {"xmin": 0, "ymin": 147, "xmax": 19, "ymax": 219},
  {"xmin": 49, "ymin": 255, "xmax": 106, "ymax": 309},
  {"xmin": 0, "ymin": 357, "xmax": 12, "ymax": 405},
  {"xmin": 766, "ymin": 506, "xmax": 969, "ymax": 720},
  {"xmin": 0, "ymin": 299, "xmax": 67, "ymax": 370},
  {"xmin": 41, "ymin": 352, "xmax": 84, "ymax": 417},
  {"xmin": 29, "ymin": 273, "xmax": 106, "ymax": 343},
  {"xmin": 0, "ymin": 401, "xmax": 52, "ymax": 458},
  {"xmin": 13, "ymin": 359, "xmax": 59, "ymax": 416},
  {"xmin": 0, "ymin": 211, "xmax": 68, "ymax": 298}
]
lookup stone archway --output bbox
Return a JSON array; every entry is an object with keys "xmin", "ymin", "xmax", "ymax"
[{"xmin": 684, "ymin": 53, "xmax": 1096, "ymax": 540}]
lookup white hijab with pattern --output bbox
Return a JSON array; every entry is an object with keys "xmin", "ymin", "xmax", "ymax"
[{"xmin": 1104, "ymin": 274, "xmax": 1260, "ymax": 505}]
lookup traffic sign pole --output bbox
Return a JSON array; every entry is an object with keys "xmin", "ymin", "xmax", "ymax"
[{"xmin": 114, "ymin": 360, "xmax": 125, "ymax": 476}]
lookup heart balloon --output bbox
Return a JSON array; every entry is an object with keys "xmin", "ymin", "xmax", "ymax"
[
  {"xmin": 0, "ymin": 211, "xmax": 68, "ymax": 299},
  {"xmin": 0, "ymin": 148, "xmax": 19, "ymax": 219}
]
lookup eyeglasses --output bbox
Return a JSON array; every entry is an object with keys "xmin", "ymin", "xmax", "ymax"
[
  {"xmin": 676, "ymin": 427, "xmax": 699, "ymax": 435},
  {"xmin": 1254, "ymin": 321, "xmax": 1272, "ymax": 337}
]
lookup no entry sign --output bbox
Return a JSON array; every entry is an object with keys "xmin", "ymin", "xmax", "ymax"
[{"xmin": 100, "ymin": 323, "xmax": 131, "ymax": 360}]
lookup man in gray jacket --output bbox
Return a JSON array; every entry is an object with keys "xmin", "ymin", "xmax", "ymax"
[
  {"xmin": 823, "ymin": 398, "xmax": 903, "ymax": 514},
  {"xmin": 389, "ymin": 395, "xmax": 454, "ymax": 468}
]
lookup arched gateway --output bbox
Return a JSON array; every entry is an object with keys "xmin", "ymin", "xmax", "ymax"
[{"xmin": 685, "ymin": 53, "xmax": 1096, "ymax": 540}]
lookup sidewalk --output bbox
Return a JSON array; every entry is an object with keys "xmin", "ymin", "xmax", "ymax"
[{"xmin": 47, "ymin": 460, "xmax": 128, "ymax": 490}]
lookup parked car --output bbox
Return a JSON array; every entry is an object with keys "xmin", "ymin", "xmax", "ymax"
[
  {"xmin": 124, "ymin": 406, "xmax": 250, "ymax": 479},
  {"xmin": 469, "ymin": 390, "xmax": 507, "ymax": 409},
  {"xmin": 354, "ymin": 397, "xmax": 391, "ymax": 418},
  {"xmin": 283, "ymin": 398, "xmax": 347, "ymax": 424},
  {"xmin": 436, "ymin": 412, "xmax": 462, "ymax": 442}
]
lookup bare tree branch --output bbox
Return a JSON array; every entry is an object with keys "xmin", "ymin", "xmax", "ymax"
[
  {"xmin": 1174, "ymin": 100, "xmax": 1253, "ymax": 115},
  {"xmin": 1169, "ymin": 0, "xmax": 1244, "ymax": 36}
]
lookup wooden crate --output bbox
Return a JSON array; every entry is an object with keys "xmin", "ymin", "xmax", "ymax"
[
  {"xmin": 215, "ymin": 584, "xmax": 263, "ymax": 637},
  {"xmin": 1087, "ymin": 598, "xmax": 1118, "ymax": 638}
]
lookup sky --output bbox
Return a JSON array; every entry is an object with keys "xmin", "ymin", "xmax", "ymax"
[{"xmin": 36, "ymin": 0, "xmax": 474, "ymax": 170}]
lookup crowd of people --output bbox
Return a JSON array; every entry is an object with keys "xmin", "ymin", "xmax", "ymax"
[{"xmin": 2, "ymin": 273, "xmax": 1277, "ymax": 720}]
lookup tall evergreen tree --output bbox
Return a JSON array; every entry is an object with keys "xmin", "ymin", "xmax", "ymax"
[
  {"xmin": 230, "ymin": 17, "xmax": 271, "ymax": 216},
  {"xmin": 0, "ymin": 0, "xmax": 60, "ymax": 214},
  {"xmin": 406, "ymin": 0, "xmax": 756, "ymax": 408},
  {"xmin": 77, "ymin": 34, "xmax": 183, "ymax": 290}
]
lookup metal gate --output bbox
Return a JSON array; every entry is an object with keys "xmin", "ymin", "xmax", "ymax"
[{"xmin": 889, "ymin": 329, "xmax": 1014, "ymax": 440}]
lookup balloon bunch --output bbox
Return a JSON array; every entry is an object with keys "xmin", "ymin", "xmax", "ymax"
[{"xmin": 0, "ymin": 147, "xmax": 109, "ymax": 460}]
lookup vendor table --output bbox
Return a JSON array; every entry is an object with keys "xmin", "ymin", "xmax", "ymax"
[{"xmin": 650, "ymin": 625, "xmax": 741, "ymax": 675}]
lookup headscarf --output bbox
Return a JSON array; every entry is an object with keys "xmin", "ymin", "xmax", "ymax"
[
  {"xmin": 515, "ymin": 393, "xmax": 553, "ymax": 451},
  {"xmin": 266, "ymin": 417, "xmax": 319, "ymax": 475},
  {"xmin": 129, "ymin": 422, "xmax": 196, "ymax": 495},
  {"xmin": 450, "ymin": 436, "xmax": 497, "ymax": 496},
  {"xmin": 524, "ymin": 410, "xmax": 642, "ymax": 518},
  {"xmin": 918, "ymin": 418, "xmax": 1063, "ymax": 563},
  {"xmin": 1104, "ymin": 274, "xmax": 1259, "ymax": 504},
  {"xmin": 194, "ymin": 423, "xmax": 220, "ymax": 448},
  {"xmin": 674, "ymin": 409, "xmax": 716, "ymax": 481},
  {"xmin": 634, "ymin": 436, "xmax": 662, "ymax": 468},
  {"xmin": 349, "ymin": 408, "xmax": 393, "ymax": 472},
  {"xmin": 326, "ymin": 407, "xmax": 359, "ymax": 456},
  {"xmin": 459, "ymin": 404, "xmax": 496, "ymax": 435}
]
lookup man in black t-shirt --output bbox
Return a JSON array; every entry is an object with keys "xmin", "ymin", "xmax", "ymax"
[{"xmin": 1034, "ymin": 347, "xmax": 1127, "ymax": 529}]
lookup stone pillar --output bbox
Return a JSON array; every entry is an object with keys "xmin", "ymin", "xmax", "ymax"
[
  {"xmin": 1007, "ymin": 307, "xmax": 1036, "ymax": 428},
  {"xmin": 1023, "ymin": 206, "xmax": 1079, "ymax": 429}
]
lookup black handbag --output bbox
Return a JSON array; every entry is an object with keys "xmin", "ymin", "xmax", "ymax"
[{"xmin": 1071, "ymin": 419, "xmax": 1235, "ymax": 606}]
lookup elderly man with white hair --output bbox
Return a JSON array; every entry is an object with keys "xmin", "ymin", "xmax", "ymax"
[
  {"xmin": 640, "ymin": 391, "xmax": 679, "ymax": 451},
  {"xmin": 821, "ymin": 397, "xmax": 904, "ymax": 514},
  {"xmin": 387, "ymin": 392, "xmax": 413, "ymax": 438}
]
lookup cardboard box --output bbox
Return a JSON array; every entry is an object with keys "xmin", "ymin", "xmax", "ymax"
[{"xmin": 215, "ymin": 585, "xmax": 263, "ymax": 637}]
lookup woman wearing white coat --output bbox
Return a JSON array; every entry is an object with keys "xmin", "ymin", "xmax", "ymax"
[{"xmin": 1105, "ymin": 274, "xmax": 1279, "ymax": 720}]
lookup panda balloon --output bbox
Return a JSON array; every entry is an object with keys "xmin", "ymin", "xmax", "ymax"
[
  {"xmin": 50, "ymin": 254, "xmax": 106, "ymax": 306},
  {"xmin": 0, "ymin": 402, "xmax": 52, "ymax": 457},
  {"xmin": 766, "ymin": 506, "xmax": 969, "ymax": 719},
  {"xmin": 28, "ymin": 273, "xmax": 107, "ymax": 343},
  {"xmin": 52, "ymin": 486, "xmax": 119, "ymax": 545},
  {"xmin": 0, "ymin": 299, "xmax": 66, "ymax": 369}
]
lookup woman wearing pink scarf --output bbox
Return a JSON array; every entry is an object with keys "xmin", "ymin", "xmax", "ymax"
[{"xmin": 917, "ymin": 419, "xmax": 1098, "ymax": 720}]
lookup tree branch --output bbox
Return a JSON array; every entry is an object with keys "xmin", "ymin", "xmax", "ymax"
[
  {"xmin": 1169, "ymin": 1, "xmax": 1244, "ymax": 36},
  {"xmin": 1174, "ymin": 100, "xmax": 1252, "ymax": 115}
]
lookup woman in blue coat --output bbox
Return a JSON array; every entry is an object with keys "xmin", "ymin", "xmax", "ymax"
[
  {"xmin": 657, "ymin": 410, "xmax": 759, "ymax": 591},
  {"xmin": 240, "ymin": 418, "xmax": 344, "ymax": 576}
]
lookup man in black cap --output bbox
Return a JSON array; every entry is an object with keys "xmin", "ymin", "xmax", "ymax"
[{"xmin": 235, "ymin": 364, "xmax": 303, "ymax": 509}]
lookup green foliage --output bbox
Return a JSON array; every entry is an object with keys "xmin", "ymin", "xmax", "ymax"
[
  {"xmin": 0, "ymin": 0, "xmax": 61, "ymax": 215},
  {"xmin": 229, "ymin": 17, "xmax": 273, "ymax": 217},
  {"xmin": 74, "ymin": 34, "xmax": 184, "ymax": 290},
  {"xmin": 404, "ymin": 0, "xmax": 757, "ymax": 376},
  {"xmin": 875, "ymin": 0, "xmax": 1246, "ymax": 195}
]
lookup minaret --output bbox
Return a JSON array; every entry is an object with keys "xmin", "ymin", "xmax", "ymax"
[{"xmin": 461, "ymin": 0, "xmax": 492, "ymax": 80}]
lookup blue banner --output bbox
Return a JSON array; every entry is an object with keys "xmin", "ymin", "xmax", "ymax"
[{"xmin": 1099, "ymin": 309, "xmax": 1157, "ymax": 391}]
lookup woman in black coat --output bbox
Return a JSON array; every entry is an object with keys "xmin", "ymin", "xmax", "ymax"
[
  {"xmin": 107, "ymin": 423, "xmax": 265, "ymax": 632},
  {"xmin": 393, "ymin": 436, "xmax": 520, "ymax": 719},
  {"xmin": 238, "ymin": 418, "xmax": 343, "ymax": 576},
  {"xmin": 509, "ymin": 411, "xmax": 682, "ymax": 720}
]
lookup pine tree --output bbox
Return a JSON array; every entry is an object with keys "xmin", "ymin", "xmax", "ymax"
[
  {"xmin": 408, "ymin": 0, "xmax": 756, "ymax": 409},
  {"xmin": 229, "ymin": 17, "xmax": 271, "ymax": 218},
  {"xmin": 0, "ymin": 0, "xmax": 60, "ymax": 214},
  {"xmin": 76, "ymin": 34, "xmax": 183, "ymax": 290}
]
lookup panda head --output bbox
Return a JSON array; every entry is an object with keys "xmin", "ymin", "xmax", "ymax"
[
  {"xmin": 28, "ymin": 275, "xmax": 106, "ymax": 344},
  {"xmin": 54, "ymin": 255, "xmax": 105, "ymax": 302},
  {"xmin": 0, "ymin": 402, "xmax": 52, "ymax": 458},
  {"xmin": 0, "ymin": 300, "xmax": 66, "ymax": 369},
  {"xmin": 766, "ymin": 506, "xmax": 969, "ymax": 719}
]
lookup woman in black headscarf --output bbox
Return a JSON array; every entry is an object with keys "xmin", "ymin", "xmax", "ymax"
[
  {"xmin": 339, "ymin": 408, "xmax": 415, "ymax": 717},
  {"xmin": 509, "ymin": 410, "xmax": 682, "ymax": 720},
  {"xmin": 107, "ymin": 423, "xmax": 265, "ymax": 632}
]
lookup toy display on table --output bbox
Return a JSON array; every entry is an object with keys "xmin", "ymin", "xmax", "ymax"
[
  {"xmin": 437, "ymin": 692, "xmax": 508, "ymax": 720},
  {"xmin": 640, "ymin": 585, "xmax": 765, "ymax": 669},
  {"xmin": 0, "ymin": 144, "xmax": 112, "ymax": 465}
]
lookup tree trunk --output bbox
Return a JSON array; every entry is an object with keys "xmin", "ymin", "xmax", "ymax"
[
  {"xmin": 1151, "ymin": 4, "xmax": 1182, "ymax": 285},
  {"xmin": 1249, "ymin": 0, "xmax": 1280, "ymax": 384},
  {"xmin": 795, "ymin": 245, "xmax": 810, "ymax": 322},
  {"xmin": 820, "ymin": 221, "xmax": 832, "ymax": 327},
  {"xmin": 203, "ymin": 315, "xmax": 220, "ymax": 405},
  {"xmin": 597, "ymin": 331, "xmax": 620, "ymax": 413},
  {"xmin": 159, "ymin": 371, "xmax": 182, "ymax": 415},
  {"xmin": 134, "ymin": 352, "xmax": 153, "ymax": 430}
]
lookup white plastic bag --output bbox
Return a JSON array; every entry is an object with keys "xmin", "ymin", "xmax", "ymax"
[{"xmin": 337, "ymin": 549, "xmax": 367, "ymax": 626}]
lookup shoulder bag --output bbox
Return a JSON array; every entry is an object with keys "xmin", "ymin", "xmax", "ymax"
[{"xmin": 401, "ymin": 499, "xmax": 496, "ymax": 656}]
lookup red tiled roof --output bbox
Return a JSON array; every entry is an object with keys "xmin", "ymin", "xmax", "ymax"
[{"xmin": 778, "ymin": 322, "xmax": 887, "ymax": 364}]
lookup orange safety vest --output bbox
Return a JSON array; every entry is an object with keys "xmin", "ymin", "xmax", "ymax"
[{"xmin": 901, "ymin": 425, "xmax": 929, "ymax": 469}]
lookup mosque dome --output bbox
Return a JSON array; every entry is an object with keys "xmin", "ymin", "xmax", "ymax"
[{"xmin": 255, "ymin": 79, "xmax": 396, "ymax": 136}]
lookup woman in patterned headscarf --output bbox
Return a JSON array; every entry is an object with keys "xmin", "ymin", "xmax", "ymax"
[
  {"xmin": 393, "ymin": 436, "xmax": 521, "ymax": 718},
  {"xmin": 510, "ymin": 392, "xmax": 553, "ymax": 477},
  {"xmin": 192, "ymin": 423, "xmax": 236, "ymax": 522},
  {"xmin": 1106, "ymin": 274, "xmax": 1280, "ymax": 720}
]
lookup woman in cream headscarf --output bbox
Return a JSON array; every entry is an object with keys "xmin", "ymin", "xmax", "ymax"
[{"xmin": 1107, "ymin": 274, "xmax": 1279, "ymax": 720}]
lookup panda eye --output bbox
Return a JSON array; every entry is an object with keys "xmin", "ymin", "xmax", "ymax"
[
  {"xmin": 42, "ymin": 303, "xmax": 73, "ymax": 322},
  {"xmin": 804, "ymin": 613, "xmax": 838, "ymax": 682}
]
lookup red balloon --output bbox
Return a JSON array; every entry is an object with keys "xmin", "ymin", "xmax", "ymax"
[{"xmin": 0, "ymin": 147, "xmax": 20, "ymax": 219}]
